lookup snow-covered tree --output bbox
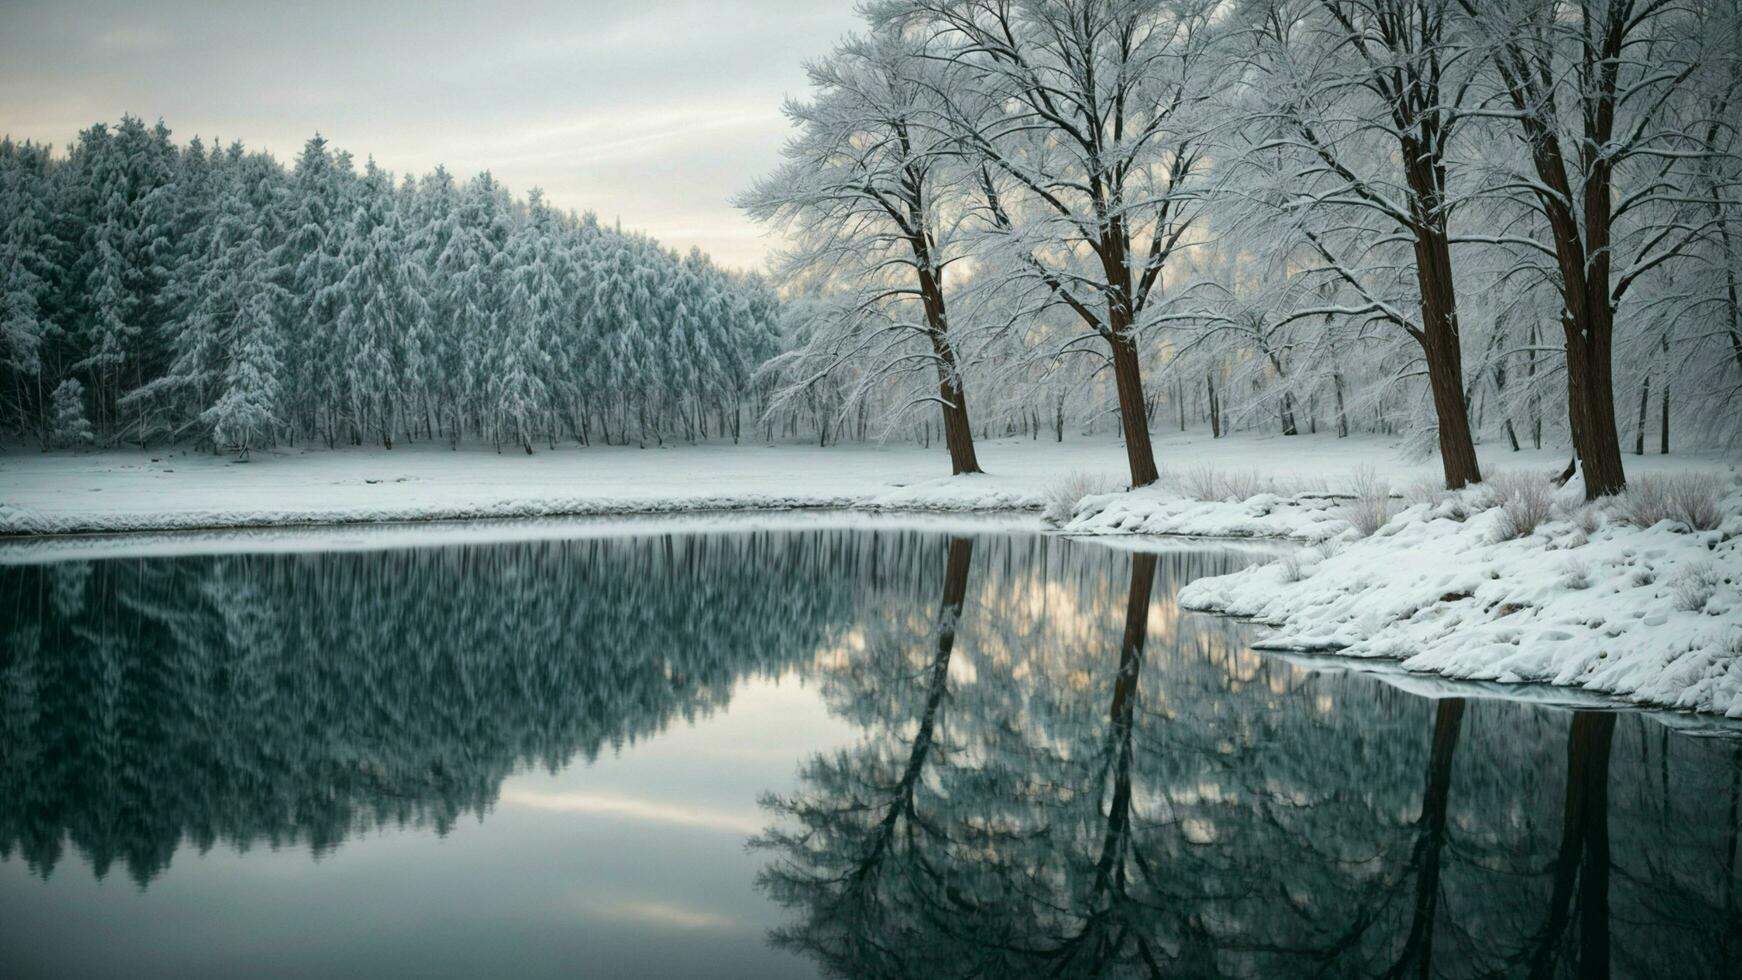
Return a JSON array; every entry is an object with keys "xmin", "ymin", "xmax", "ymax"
[
  {"xmin": 0, "ymin": 138, "xmax": 54, "ymax": 441},
  {"xmin": 875, "ymin": 0, "xmax": 1227, "ymax": 486},
  {"xmin": 1453, "ymin": 0, "xmax": 1710, "ymax": 497},
  {"xmin": 743, "ymin": 29, "xmax": 985, "ymax": 474},
  {"xmin": 1220, "ymin": 0, "xmax": 1487, "ymax": 487},
  {"xmin": 48, "ymin": 377, "xmax": 92, "ymax": 447}
]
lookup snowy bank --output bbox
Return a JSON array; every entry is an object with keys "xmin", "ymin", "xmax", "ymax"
[
  {"xmin": 1065, "ymin": 487, "xmax": 1352, "ymax": 540},
  {"xmin": 1173, "ymin": 477, "xmax": 1742, "ymax": 716},
  {"xmin": 0, "ymin": 439, "xmax": 1128, "ymax": 536},
  {"xmin": 1, "ymin": 432, "xmax": 1619, "ymax": 537}
]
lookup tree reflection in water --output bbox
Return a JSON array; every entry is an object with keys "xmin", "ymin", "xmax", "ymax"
[
  {"xmin": 0, "ymin": 530, "xmax": 1736, "ymax": 979},
  {"xmin": 0, "ymin": 531, "xmax": 873, "ymax": 885},
  {"xmin": 757, "ymin": 544, "xmax": 1742, "ymax": 980}
]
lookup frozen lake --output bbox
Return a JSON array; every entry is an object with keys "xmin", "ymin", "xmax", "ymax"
[{"xmin": 1, "ymin": 526, "xmax": 1737, "ymax": 978}]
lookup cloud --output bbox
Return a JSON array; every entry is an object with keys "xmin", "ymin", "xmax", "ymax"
[
  {"xmin": 584, "ymin": 899, "xmax": 737, "ymax": 931},
  {"xmin": 92, "ymin": 26, "xmax": 173, "ymax": 51},
  {"xmin": 0, "ymin": 0, "xmax": 861, "ymax": 270},
  {"xmin": 498, "ymin": 786, "xmax": 764, "ymax": 836}
]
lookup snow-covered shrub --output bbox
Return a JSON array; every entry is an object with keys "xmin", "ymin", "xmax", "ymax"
[
  {"xmin": 1559, "ymin": 559, "xmax": 1591, "ymax": 590},
  {"xmin": 1621, "ymin": 473, "xmax": 1726, "ymax": 530},
  {"xmin": 1671, "ymin": 562, "xmax": 1719, "ymax": 611},
  {"xmin": 49, "ymin": 379, "xmax": 94, "ymax": 449},
  {"xmin": 1177, "ymin": 466, "xmax": 1327, "ymax": 503},
  {"xmin": 1043, "ymin": 471, "xmax": 1121, "ymax": 524},
  {"xmin": 1180, "ymin": 466, "xmax": 1219, "ymax": 501},
  {"xmin": 1277, "ymin": 553, "xmax": 1309, "ymax": 583},
  {"xmin": 1487, "ymin": 470, "xmax": 1555, "ymax": 540},
  {"xmin": 1341, "ymin": 465, "xmax": 1395, "ymax": 537},
  {"xmin": 1405, "ymin": 480, "xmax": 1454, "ymax": 510},
  {"xmin": 1621, "ymin": 476, "xmax": 1672, "ymax": 527},
  {"xmin": 1223, "ymin": 468, "xmax": 1265, "ymax": 501},
  {"xmin": 1181, "ymin": 465, "xmax": 1265, "ymax": 502},
  {"xmin": 1664, "ymin": 474, "xmax": 1727, "ymax": 530}
]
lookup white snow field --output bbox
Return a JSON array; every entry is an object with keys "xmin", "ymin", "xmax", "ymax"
[
  {"xmin": 3, "ymin": 430, "xmax": 1729, "ymax": 536},
  {"xmin": 0, "ymin": 437, "xmax": 1130, "ymax": 536}
]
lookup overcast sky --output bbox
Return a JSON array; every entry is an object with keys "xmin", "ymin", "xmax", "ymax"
[{"xmin": 0, "ymin": 0, "xmax": 861, "ymax": 270}]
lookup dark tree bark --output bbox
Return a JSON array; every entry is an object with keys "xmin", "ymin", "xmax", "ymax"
[
  {"xmin": 1636, "ymin": 373, "xmax": 1650, "ymax": 455},
  {"xmin": 1207, "ymin": 372, "xmax": 1222, "ymax": 438},
  {"xmin": 1108, "ymin": 326, "xmax": 1159, "ymax": 486},
  {"xmin": 1333, "ymin": 370, "xmax": 1348, "ymax": 438},
  {"xmin": 902, "ymin": 163, "xmax": 982, "ymax": 475},
  {"xmin": 921, "ymin": 303, "xmax": 981, "ymax": 476},
  {"xmin": 1659, "ymin": 333, "xmax": 1670, "ymax": 455},
  {"xmin": 1404, "ymin": 146, "xmax": 1482, "ymax": 488}
]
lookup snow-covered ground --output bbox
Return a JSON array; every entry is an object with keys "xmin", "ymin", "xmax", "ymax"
[
  {"xmin": 3, "ymin": 430, "xmax": 1727, "ymax": 536},
  {"xmin": 1061, "ymin": 449, "xmax": 1739, "ymax": 541},
  {"xmin": 0, "ymin": 437, "xmax": 1122, "ymax": 535},
  {"xmin": 1166, "ymin": 477, "xmax": 1742, "ymax": 717}
]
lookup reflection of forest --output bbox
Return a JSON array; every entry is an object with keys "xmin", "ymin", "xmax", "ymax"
[
  {"xmin": 0, "ymin": 530, "xmax": 903, "ymax": 885},
  {"xmin": 758, "ymin": 542, "xmax": 1742, "ymax": 980}
]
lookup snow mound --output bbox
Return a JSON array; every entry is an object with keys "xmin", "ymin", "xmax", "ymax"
[
  {"xmin": 1176, "ymin": 483, "xmax": 1742, "ymax": 716},
  {"xmin": 1064, "ymin": 486, "xmax": 1354, "ymax": 541}
]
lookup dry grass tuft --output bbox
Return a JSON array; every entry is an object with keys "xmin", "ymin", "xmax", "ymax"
[
  {"xmin": 1342, "ymin": 465, "xmax": 1396, "ymax": 537},
  {"xmin": 1620, "ymin": 473, "xmax": 1728, "ymax": 531},
  {"xmin": 1487, "ymin": 470, "xmax": 1556, "ymax": 540},
  {"xmin": 1043, "ymin": 471, "xmax": 1122, "ymax": 525}
]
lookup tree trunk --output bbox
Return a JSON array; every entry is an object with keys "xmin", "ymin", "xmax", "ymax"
[
  {"xmin": 1635, "ymin": 374, "xmax": 1649, "ymax": 455},
  {"xmin": 1333, "ymin": 371, "xmax": 1347, "ymax": 438},
  {"xmin": 912, "ymin": 245, "xmax": 982, "ymax": 476},
  {"xmin": 1566, "ymin": 305, "xmax": 1626, "ymax": 498},
  {"xmin": 1659, "ymin": 333, "xmax": 1670, "ymax": 455},
  {"xmin": 1108, "ymin": 328, "xmax": 1159, "ymax": 487},
  {"xmin": 1207, "ymin": 372, "xmax": 1221, "ymax": 439},
  {"xmin": 1409, "ymin": 190, "xmax": 1482, "ymax": 489}
]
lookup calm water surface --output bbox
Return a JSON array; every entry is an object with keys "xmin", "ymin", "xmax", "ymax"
[{"xmin": 0, "ymin": 527, "xmax": 1737, "ymax": 979}]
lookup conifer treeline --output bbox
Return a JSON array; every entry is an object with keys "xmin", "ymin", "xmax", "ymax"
[{"xmin": 0, "ymin": 116, "xmax": 782, "ymax": 453}]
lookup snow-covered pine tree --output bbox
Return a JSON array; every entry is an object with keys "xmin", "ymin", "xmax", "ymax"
[
  {"xmin": 0, "ymin": 117, "xmax": 785, "ymax": 450},
  {"xmin": 332, "ymin": 159, "xmax": 425, "ymax": 448},
  {"xmin": 282, "ymin": 135, "xmax": 346, "ymax": 444},
  {"xmin": 49, "ymin": 377, "xmax": 93, "ymax": 447},
  {"xmin": 495, "ymin": 190, "xmax": 563, "ymax": 453},
  {"xmin": 0, "ymin": 138, "xmax": 53, "ymax": 442},
  {"xmin": 202, "ymin": 255, "xmax": 286, "ymax": 458}
]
